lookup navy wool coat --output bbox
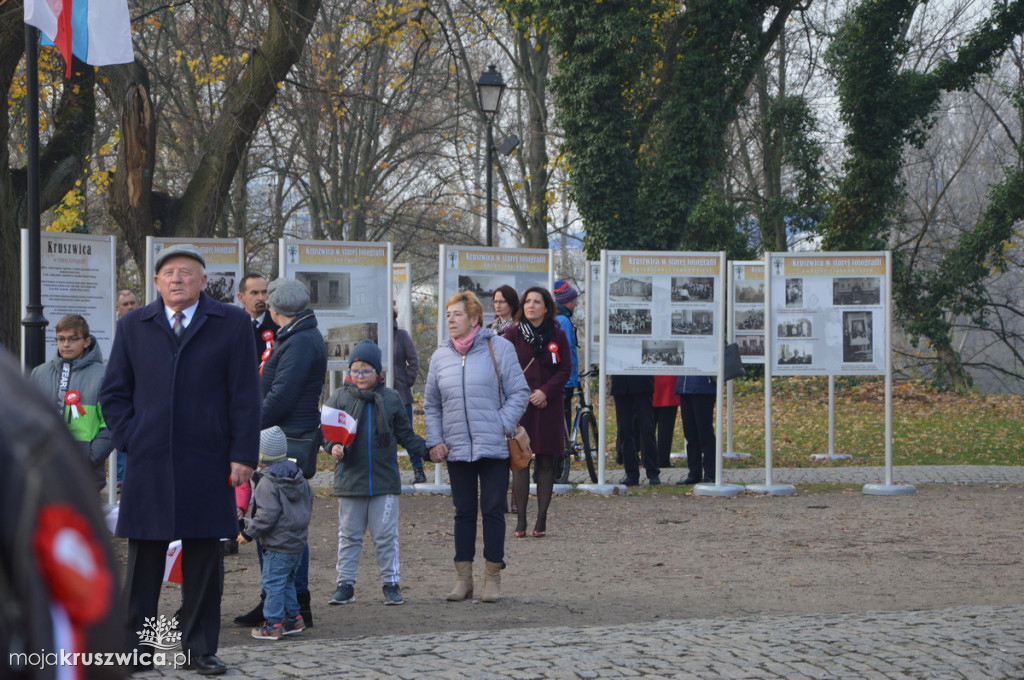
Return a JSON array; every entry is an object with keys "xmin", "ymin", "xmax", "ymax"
[{"xmin": 100, "ymin": 293, "xmax": 261, "ymax": 540}]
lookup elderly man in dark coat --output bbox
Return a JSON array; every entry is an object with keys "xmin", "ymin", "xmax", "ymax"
[{"xmin": 100, "ymin": 244, "xmax": 260, "ymax": 676}]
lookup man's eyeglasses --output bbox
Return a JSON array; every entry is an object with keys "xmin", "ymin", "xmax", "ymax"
[
  {"xmin": 56, "ymin": 336, "xmax": 83, "ymax": 344},
  {"xmin": 348, "ymin": 369, "xmax": 375, "ymax": 377}
]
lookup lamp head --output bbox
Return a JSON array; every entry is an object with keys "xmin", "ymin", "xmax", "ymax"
[{"xmin": 476, "ymin": 64, "xmax": 506, "ymax": 117}]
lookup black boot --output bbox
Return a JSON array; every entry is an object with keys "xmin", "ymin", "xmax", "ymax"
[
  {"xmin": 298, "ymin": 591, "xmax": 314, "ymax": 628},
  {"xmin": 233, "ymin": 594, "xmax": 265, "ymax": 626}
]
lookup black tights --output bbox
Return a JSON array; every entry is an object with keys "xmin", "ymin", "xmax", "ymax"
[{"xmin": 514, "ymin": 456, "xmax": 555, "ymax": 534}]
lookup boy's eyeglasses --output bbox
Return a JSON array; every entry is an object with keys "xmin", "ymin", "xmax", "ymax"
[{"xmin": 348, "ymin": 369, "xmax": 375, "ymax": 377}]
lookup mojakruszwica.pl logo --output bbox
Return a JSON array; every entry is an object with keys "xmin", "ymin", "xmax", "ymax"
[{"xmin": 10, "ymin": 615, "xmax": 191, "ymax": 670}]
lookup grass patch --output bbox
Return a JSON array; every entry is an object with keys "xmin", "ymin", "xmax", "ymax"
[{"xmin": 338, "ymin": 377, "xmax": 1022, "ymax": 476}]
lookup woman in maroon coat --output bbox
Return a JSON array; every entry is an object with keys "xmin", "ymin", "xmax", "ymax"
[{"xmin": 502, "ymin": 286, "xmax": 572, "ymax": 537}]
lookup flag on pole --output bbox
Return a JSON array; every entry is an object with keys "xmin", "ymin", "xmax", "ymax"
[
  {"xmin": 24, "ymin": 0, "xmax": 134, "ymax": 78},
  {"xmin": 321, "ymin": 406, "xmax": 358, "ymax": 446}
]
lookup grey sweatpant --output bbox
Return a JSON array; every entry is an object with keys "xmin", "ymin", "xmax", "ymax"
[{"xmin": 335, "ymin": 495, "xmax": 400, "ymax": 586}]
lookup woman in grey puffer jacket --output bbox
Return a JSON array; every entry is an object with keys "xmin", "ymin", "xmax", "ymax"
[{"xmin": 424, "ymin": 291, "xmax": 529, "ymax": 603}]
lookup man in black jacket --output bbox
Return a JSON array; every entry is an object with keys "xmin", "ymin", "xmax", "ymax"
[
  {"xmin": 258, "ymin": 278, "xmax": 327, "ymax": 626},
  {"xmin": 237, "ymin": 274, "xmax": 279, "ymax": 363}
]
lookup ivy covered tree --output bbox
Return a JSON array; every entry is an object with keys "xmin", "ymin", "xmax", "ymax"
[
  {"xmin": 823, "ymin": 0, "xmax": 1024, "ymax": 388},
  {"xmin": 511, "ymin": 0, "xmax": 803, "ymax": 258}
]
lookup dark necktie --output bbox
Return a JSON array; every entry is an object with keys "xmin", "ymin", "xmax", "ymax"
[
  {"xmin": 254, "ymin": 319, "xmax": 260, "ymax": 332},
  {"xmin": 173, "ymin": 312, "xmax": 186, "ymax": 343}
]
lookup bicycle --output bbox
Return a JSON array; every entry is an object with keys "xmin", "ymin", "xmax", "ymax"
[{"xmin": 555, "ymin": 365, "xmax": 600, "ymax": 484}]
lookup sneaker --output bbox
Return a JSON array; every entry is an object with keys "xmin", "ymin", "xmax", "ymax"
[
  {"xmin": 413, "ymin": 468, "xmax": 427, "ymax": 484},
  {"xmin": 251, "ymin": 622, "xmax": 284, "ymax": 640},
  {"xmin": 328, "ymin": 583, "xmax": 355, "ymax": 605},
  {"xmin": 382, "ymin": 583, "xmax": 404, "ymax": 605},
  {"xmin": 283, "ymin": 615, "xmax": 305, "ymax": 636}
]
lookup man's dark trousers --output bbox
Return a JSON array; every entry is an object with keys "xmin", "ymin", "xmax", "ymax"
[{"xmin": 125, "ymin": 538, "xmax": 223, "ymax": 657}]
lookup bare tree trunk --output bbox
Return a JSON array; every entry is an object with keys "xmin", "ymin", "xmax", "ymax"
[
  {"xmin": 935, "ymin": 343, "xmax": 969, "ymax": 391},
  {"xmin": 106, "ymin": 0, "xmax": 320, "ymax": 271}
]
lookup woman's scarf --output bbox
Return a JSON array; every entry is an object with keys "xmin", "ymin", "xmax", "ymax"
[
  {"xmin": 452, "ymin": 324, "xmax": 481, "ymax": 355},
  {"xmin": 518, "ymin": 319, "xmax": 555, "ymax": 356},
  {"xmin": 344, "ymin": 383, "xmax": 392, "ymax": 448}
]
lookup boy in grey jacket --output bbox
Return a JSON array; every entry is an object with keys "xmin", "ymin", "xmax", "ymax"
[{"xmin": 238, "ymin": 426, "xmax": 313, "ymax": 640}]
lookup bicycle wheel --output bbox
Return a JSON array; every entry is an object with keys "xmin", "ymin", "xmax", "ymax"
[
  {"xmin": 553, "ymin": 453, "xmax": 571, "ymax": 484},
  {"xmin": 580, "ymin": 410, "xmax": 599, "ymax": 483}
]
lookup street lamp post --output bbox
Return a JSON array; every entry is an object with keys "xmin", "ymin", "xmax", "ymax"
[{"xmin": 476, "ymin": 64, "xmax": 506, "ymax": 248}]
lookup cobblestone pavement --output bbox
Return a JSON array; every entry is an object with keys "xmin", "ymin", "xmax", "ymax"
[
  {"xmin": 136, "ymin": 467, "xmax": 1024, "ymax": 678},
  {"xmin": 143, "ymin": 604, "xmax": 1024, "ymax": 678}
]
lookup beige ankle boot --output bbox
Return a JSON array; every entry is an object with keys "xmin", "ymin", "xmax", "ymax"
[
  {"xmin": 481, "ymin": 561, "xmax": 502, "ymax": 602},
  {"xmin": 446, "ymin": 561, "xmax": 474, "ymax": 601}
]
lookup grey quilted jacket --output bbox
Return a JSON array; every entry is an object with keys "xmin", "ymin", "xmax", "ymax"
[{"xmin": 424, "ymin": 327, "xmax": 529, "ymax": 462}]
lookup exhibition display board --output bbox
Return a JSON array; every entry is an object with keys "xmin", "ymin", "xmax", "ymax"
[
  {"xmin": 393, "ymin": 262, "xmax": 413, "ymax": 333},
  {"xmin": 436, "ymin": 245, "xmax": 552, "ymax": 346},
  {"xmin": 767, "ymin": 252, "xmax": 889, "ymax": 376},
  {"xmin": 585, "ymin": 261, "xmax": 601, "ymax": 369},
  {"xmin": 600, "ymin": 250, "xmax": 726, "ymax": 375},
  {"xmin": 280, "ymin": 238, "xmax": 393, "ymax": 373},
  {"xmin": 730, "ymin": 261, "xmax": 765, "ymax": 364},
  {"xmin": 21, "ymin": 230, "xmax": 117, "ymax": 363}
]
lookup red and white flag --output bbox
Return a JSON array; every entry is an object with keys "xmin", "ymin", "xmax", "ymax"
[
  {"xmin": 24, "ymin": 0, "xmax": 134, "ymax": 78},
  {"xmin": 321, "ymin": 406, "xmax": 357, "ymax": 446},
  {"xmin": 163, "ymin": 540, "xmax": 183, "ymax": 584}
]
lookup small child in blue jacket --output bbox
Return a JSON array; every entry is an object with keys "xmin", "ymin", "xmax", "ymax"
[{"xmin": 238, "ymin": 426, "xmax": 313, "ymax": 640}]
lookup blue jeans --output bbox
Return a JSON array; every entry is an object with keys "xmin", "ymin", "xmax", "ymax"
[
  {"xmin": 261, "ymin": 549, "xmax": 302, "ymax": 625},
  {"xmin": 257, "ymin": 543, "xmax": 309, "ymax": 596}
]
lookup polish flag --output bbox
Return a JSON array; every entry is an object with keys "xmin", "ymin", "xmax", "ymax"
[
  {"xmin": 163, "ymin": 540, "xmax": 183, "ymax": 584},
  {"xmin": 321, "ymin": 406, "xmax": 357, "ymax": 446},
  {"xmin": 24, "ymin": 0, "xmax": 134, "ymax": 78}
]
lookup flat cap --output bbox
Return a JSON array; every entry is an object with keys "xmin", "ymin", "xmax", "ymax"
[
  {"xmin": 267, "ymin": 278, "xmax": 310, "ymax": 316},
  {"xmin": 155, "ymin": 244, "xmax": 206, "ymax": 272}
]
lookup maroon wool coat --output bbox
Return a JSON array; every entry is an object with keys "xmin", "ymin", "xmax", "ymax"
[{"xmin": 502, "ymin": 323, "xmax": 572, "ymax": 457}]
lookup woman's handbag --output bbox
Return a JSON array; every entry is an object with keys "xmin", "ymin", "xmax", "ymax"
[
  {"xmin": 507, "ymin": 425, "xmax": 533, "ymax": 471},
  {"xmin": 487, "ymin": 338, "xmax": 534, "ymax": 470},
  {"xmin": 723, "ymin": 343, "xmax": 745, "ymax": 381}
]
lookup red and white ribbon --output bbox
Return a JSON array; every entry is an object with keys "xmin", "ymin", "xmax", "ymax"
[
  {"xmin": 64, "ymin": 390, "xmax": 86, "ymax": 418},
  {"xmin": 259, "ymin": 346, "xmax": 273, "ymax": 376},
  {"xmin": 262, "ymin": 329, "xmax": 275, "ymax": 351},
  {"xmin": 548, "ymin": 341, "xmax": 560, "ymax": 364}
]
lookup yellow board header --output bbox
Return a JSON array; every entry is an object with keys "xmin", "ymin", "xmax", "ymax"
[
  {"xmin": 618, "ymin": 254, "xmax": 721, "ymax": 276},
  {"xmin": 780, "ymin": 255, "xmax": 885, "ymax": 276},
  {"xmin": 458, "ymin": 250, "xmax": 549, "ymax": 273},
  {"xmin": 300, "ymin": 245, "xmax": 388, "ymax": 266}
]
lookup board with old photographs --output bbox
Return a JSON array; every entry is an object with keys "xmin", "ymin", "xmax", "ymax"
[
  {"xmin": 281, "ymin": 238, "xmax": 393, "ymax": 372},
  {"xmin": 731, "ymin": 261, "xmax": 765, "ymax": 364},
  {"xmin": 768, "ymin": 252, "xmax": 889, "ymax": 376},
  {"xmin": 602, "ymin": 251, "xmax": 725, "ymax": 375},
  {"xmin": 437, "ymin": 245, "xmax": 553, "ymax": 346}
]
